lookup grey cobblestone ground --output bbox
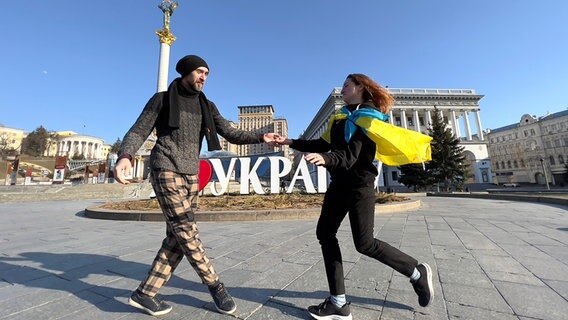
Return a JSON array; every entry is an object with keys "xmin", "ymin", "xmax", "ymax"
[{"xmin": 0, "ymin": 196, "xmax": 567, "ymax": 319}]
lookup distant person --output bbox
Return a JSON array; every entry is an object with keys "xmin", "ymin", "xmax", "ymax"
[
  {"xmin": 114, "ymin": 54, "xmax": 279, "ymax": 316},
  {"xmin": 275, "ymin": 73, "xmax": 434, "ymax": 320}
]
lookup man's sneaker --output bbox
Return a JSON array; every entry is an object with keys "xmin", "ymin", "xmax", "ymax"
[
  {"xmin": 410, "ymin": 263, "xmax": 434, "ymax": 307},
  {"xmin": 208, "ymin": 282, "xmax": 237, "ymax": 315},
  {"xmin": 128, "ymin": 290, "xmax": 172, "ymax": 316},
  {"xmin": 307, "ymin": 297, "xmax": 352, "ymax": 320}
]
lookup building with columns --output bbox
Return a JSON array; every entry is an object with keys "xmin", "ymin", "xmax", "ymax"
[
  {"xmin": 487, "ymin": 110, "xmax": 568, "ymax": 186},
  {"xmin": 219, "ymin": 105, "xmax": 290, "ymax": 158},
  {"xmin": 299, "ymin": 87, "xmax": 492, "ymax": 188},
  {"xmin": 56, "ymin": 134, "xmax": 110, "ymax": 160}
]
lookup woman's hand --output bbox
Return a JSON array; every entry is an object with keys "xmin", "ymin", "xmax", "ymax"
[{"xmin": 305, "ymin": 153, "xmax": 326, "ymax": 166}]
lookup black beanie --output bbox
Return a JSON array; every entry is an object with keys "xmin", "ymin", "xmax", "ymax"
[{"xmin": 175, "ymin": 55, "xmax": 209, "ymax": 77}]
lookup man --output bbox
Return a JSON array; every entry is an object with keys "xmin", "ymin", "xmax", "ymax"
[{"xmin": 114, "ymin": 54, "xmax": 278, "ymax": 316}]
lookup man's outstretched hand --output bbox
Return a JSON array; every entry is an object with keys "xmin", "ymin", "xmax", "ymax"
[
  {"xmin": 262, "ymin": 133, "xmax": 281, "ymax": 146},
  {"xmin": 114, "ymin": 158, "xmax": 132, "ymax": 184}
]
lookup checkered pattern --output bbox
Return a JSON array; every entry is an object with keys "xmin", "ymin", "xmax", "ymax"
[{"xmin": 137, "ymin": 170, "xmax": 218, "ymax": 297}]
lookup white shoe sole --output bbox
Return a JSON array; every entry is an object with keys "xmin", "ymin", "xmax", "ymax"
[
  {"xmin": 128, "ymin": 297, "xmax": 172, "ymax": 316},
  {"xmin": 308, "ymin": 310, "xmax": 352, "ymax": 320},
  {"xmin": 422, "ymin": 263, "xmax": 434, "ymax": 306},
  {"xmin": 214, "ymin": 303, "xmax": 237, "ymax": 315}
]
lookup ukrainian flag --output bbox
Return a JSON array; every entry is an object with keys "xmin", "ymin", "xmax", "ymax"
[{"xmin": 322, "ymin": 106, "xmax": 432, "ymax": 166}]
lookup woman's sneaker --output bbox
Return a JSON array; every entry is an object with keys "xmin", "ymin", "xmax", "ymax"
[
  {"xmin": 410, "ymin": 263, "xmax": 434, "ymax": 307},
  {"xmin": 307, "ymin": 297, "xmax": 352, "ymax": 320},
  {"xmin": 128, "ymin": 290, "xmax": 172, "ymax": 316},
  {"xmin": 208, "ymin": 281, "xmax": 237, "ymax": 315}
]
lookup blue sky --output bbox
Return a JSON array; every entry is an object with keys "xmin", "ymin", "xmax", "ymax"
[{"xmin": 1, "ymin": 1, "xmax": 567, "ymax": 145}]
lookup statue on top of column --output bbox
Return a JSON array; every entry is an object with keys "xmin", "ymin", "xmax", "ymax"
[{"xmin": 159, "ymin": 0, "xmax": 178, "ymax": 30}]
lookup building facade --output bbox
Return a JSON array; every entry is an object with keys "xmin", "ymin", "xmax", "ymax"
[
  {"xmin": 299, "ymin": 87, "xmax": 492, "ymax": 188},
  {"xmin": 487, "ymin": 110, "xmax": 568, "ymax": 186},
  {"xmin": 0, "ymin": 125, "xmax": 25, "ymax": 154},
  {"xmin": 56, "ymin": 134, "xmax": 109, "ymax": 160},
  {"xmin": 219, "ymin": 105, "xmax": 290, "ymax": 158}
]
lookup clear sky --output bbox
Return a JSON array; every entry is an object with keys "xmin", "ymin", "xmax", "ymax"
[{"xmin": 1, "ymin": 0, "xmax": 567, "ymax": 145}]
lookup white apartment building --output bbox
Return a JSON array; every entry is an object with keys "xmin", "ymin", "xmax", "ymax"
[
  {"xmin": 487, "ymin": 110, "xmax": 568, "ymax": 186},
  {"xmin": 299, "ymin": 87, "xmax": 492, "ymax": 189}
]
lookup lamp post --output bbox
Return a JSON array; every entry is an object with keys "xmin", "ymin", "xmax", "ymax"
[{"xmin": 539, "ymin": 158, "xmax": 550, "ymax": 190}]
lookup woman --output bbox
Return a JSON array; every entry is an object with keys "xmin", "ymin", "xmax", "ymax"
[{"xmin": 276, "ymin": 74, "xmax": 433, "ymax": 320}]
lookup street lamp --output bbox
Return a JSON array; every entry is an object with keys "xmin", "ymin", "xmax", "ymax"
[{"xmin": 539, "ymin": 158, "xmax": 550, "ymax": 190}]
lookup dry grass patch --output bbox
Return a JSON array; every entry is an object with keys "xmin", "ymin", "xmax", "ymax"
[{"xmin": 101, "ymin": 192, "xmax": 409, "ymax": 212}]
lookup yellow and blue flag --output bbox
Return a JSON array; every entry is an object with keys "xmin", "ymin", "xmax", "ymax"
[{"xmin": 322, "ymin": 106, "xmax": 432, "ymax": 166}]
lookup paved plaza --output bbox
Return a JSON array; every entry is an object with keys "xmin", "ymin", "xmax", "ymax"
[{"xmin": 0, "ymin": 196, "xmax": 567, "ymax": 319}]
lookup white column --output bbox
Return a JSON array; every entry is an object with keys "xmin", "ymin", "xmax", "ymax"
[
  {"xmin": 413, "ymin": 110, "xmax": 420, "ymax": 132},
  {"xmin": 400, "ymin": 110, "xmax": 408, "ymax": 129},
  {"xmin": 463, "ymin": 111, "xmax": 472, "ymax": 140},
  {"xmin": 426, "ymin": 110, "xmax": 432, "ymax": 128},
  {"xmin": 388, "ymin": 110, "xmax": 394, "ymax": 125},
  {"xmin": 437, "ymin": 110, "xmax": 444, "ymax": 126},
  {"xmin": 156, "ymin": 43, "xmax": 171, "ymax": 92},
  {"xmin": 474, "ymin": 110, "xmax": 484, "ymax": 140},
  {"xmin": 451, "ymin": 110, "xmax": 460, "ymax": 138},
  {"xmin": 455, "ymin": 111, "xmax": 462, "ymax": 138}
]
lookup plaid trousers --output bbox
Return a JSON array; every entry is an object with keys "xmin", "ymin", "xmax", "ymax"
[{"xmin": 137, "ymin": 170, "xmax": 219, "ymax": 297}]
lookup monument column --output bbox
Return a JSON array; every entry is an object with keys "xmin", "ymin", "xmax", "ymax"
[
  {"xmin": 133, "ymin": 1, "xmax": 179, "ymax": 181},
  {"xmin": 155, "ymin": 0, "xmax": 178, "ymax": 92}
]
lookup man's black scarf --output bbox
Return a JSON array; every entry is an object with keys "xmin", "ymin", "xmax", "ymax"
[{"xmin": 166, "ymin": 78, "xmax": 221, "ymax": 151}]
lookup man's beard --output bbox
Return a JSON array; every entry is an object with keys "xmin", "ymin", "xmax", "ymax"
[{"xmin": 193, "ymin": 82, "xmax": 203, "ymax": 91}]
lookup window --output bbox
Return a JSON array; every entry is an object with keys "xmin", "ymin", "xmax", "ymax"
[
  {"xmin": 559, "ymin": 155, "xmax": 564, "ymax": 164},
  {"xmin": 513, "ymin": 160, "xmax": 518, "ymax": 168},
  {"xmin": 501, "ymin": 161, "xmax": 505, "ymax": 169},
  {"xmin": 496, "ymin": 162, "xmax": 500, "ymax": 169},
  {"xmin": 520, "ymin": 159, "xmax": 525, "ymax": 167},
  {"xmin": 391, "ymin": 171, "xmax": 398, "ymax": 181},
  {"xmin": 550, "ymin": 156, "xmax": 556, "ymax": 165},
  {"xmin": 407, "ymin": 117, "xmax": 414, "ymax": 126},
  {"xmin": 507, "ymin": 161, "xmax": 512, "ymax": 169}
]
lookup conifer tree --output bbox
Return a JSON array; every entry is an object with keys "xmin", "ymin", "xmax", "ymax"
[
  {"xmin": 398, "ymin": 163, "xmax": 431, "ymax": 191},
  {"xmin": 398, "ymin": 107, "xmax": 468, "ymax": 191},
  {"xmin": 428, "ymin": 107, "xmax": 467, "ymax": 191},
  {"xmin": 21, "ymin": 126, "xmax": 50, "ymax": 157},
  {"xmin": 111, "ymin": 138, "xmax": 122, "ymax": 154}
]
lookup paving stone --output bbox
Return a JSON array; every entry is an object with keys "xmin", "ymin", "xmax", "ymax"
[
  {"xmin": 442, "ymin": 283, "xmax": 512, "ymax": 313},
  {"xmin": 446, "ymin": 301, "xmax": 519, "ymax": 320},
  {"xmin": 543, "ymin": 279, "xmax": 568, "ymax": 301},
  {"xmin": 0, "ymin": 196, "xmax": 566, "ymax": 319},
  {"xmin": 494, "ymin": 280, "xmax": 568, "ymax": 320}
]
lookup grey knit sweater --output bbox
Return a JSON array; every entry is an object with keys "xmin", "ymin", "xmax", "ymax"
[{"xmin": 119, "ymin": 90, "xmax": 263, "ymax": 175}]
